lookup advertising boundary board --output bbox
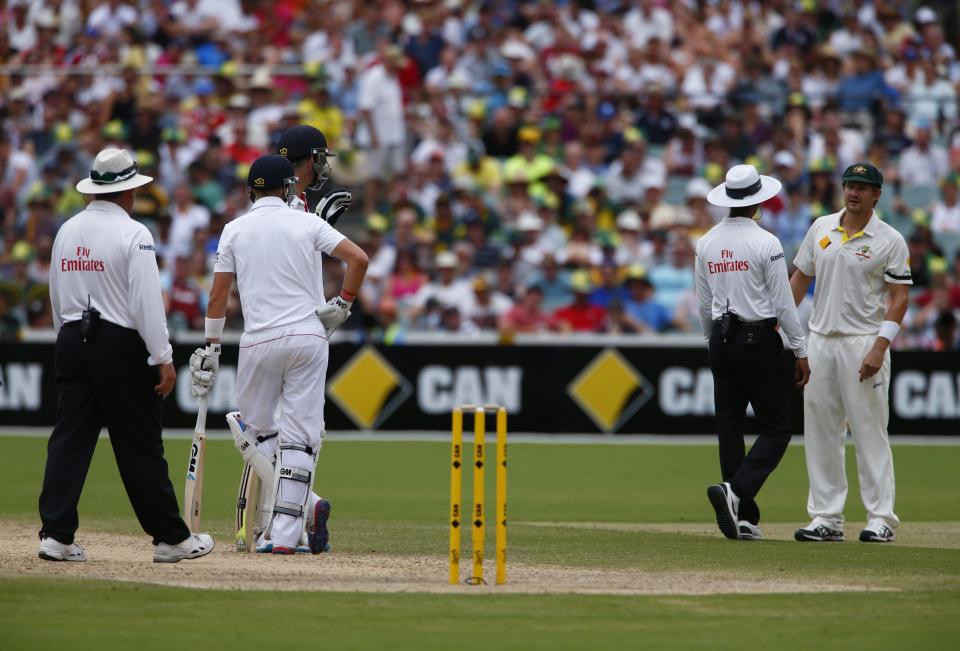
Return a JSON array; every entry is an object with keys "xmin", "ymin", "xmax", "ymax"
[{"xmin": 1, "ymin": 342, "xmax": 957, "ymax": 435}]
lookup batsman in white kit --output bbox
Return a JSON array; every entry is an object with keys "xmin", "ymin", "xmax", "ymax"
[
  {"xmin": 191, "ymin": 154, "xmax": 367, "ymax": 555},
  {"xmin": 790, "ymin": 163, "xmax": 910, "ymax": 543}
]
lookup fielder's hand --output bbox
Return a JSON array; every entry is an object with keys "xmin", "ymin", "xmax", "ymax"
[
  {"xmin": 189, "ymin": 343, "xmax": 221, "ymax": 398},
  {"xmin": 315, "ymin": 295, "xmax": 352, "ymax": 336},
  {"xmin": 859, "ymin": 341, "xmax": 886, "ymax": 382},
  {"xmin": 315, "ymin": 188, "xmax": 352, "ymax": 227}
]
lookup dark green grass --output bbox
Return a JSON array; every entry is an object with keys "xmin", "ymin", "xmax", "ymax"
[
  {"xmin": 1, "ymin": 436, "xmax": 958, "ymax": 649},
  {"xmin": 4, "ymin": 438, "xmax": 958, "ymax": 530},
  {"xmin": 1, "ymin": 578, "xmax": 957, "ymax": 651}
]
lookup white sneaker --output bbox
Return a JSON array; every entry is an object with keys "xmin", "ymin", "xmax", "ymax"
[
  {"xmin": 38, "ymin": 537, "xmax": 86, "ymax": 562},
  {"xmin": 254, "ymin": 535, "xmax": 309, "ymax": 554},
  {"xmin": 737, "ymin": 521, "xmax": 763, "ymax": 540},
  {"xmin": 706, "ymin": 482, "xmax": 740, "ymax": 540},
  {"xmin": 153, "ymin": 533, "xmax": 214, "ymax": 563},
  {"xmin": 859, "ymin": 522, "xmax": 895, "ymax": 543}
]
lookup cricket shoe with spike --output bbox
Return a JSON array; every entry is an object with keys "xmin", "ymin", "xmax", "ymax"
[
  {"xmin": 859, "ymin": 523, "xmax": 895, "ymax": 543},
  {"xmin": 794, "ymin": 523, "xmax": 844, "ymax": 542},
  {"xmin": 737, "ymin": 521, "xmax": 763, "ymax": 540},
  {"xmin": 154, "ymin": 533, "xmax": 214, "ymax": 563},
  {"xmin": 255, "ymin": 537, "xmax": 314, "ymax": 554},
  {"xmin": 707, "ymin": 482, "xmax": 740, "ymax": 539},
  {"xmin": 38, "ymin": 537, "xmax": 86, "ymax": 562},
  {"xmin": 309, "ymin": 499, "xmax": 332, "ymax": 554}
]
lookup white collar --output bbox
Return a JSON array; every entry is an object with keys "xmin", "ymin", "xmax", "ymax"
[
  {"xmin": 250, "ymin": 196, "xmax": 287, "ymax": 210},
  {"xmin": 721, "ymin": 216, "xmax": 758, "ymax": 226},
  {"xmin": 87, "ymin": 200, "xmax": 130, "ymax": 217}
]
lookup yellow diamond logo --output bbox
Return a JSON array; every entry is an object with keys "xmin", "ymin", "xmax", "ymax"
[
  {"xmin": 327, "ymin": 347, "xmax": 411, "ymax": 428},
  {"xmin": 567, "ymin": 349, "xmax": 654, "ymax": 433}
]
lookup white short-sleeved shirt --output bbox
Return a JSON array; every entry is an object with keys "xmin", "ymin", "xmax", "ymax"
[
  {"xmin": 695, "ymin": 216, "xmax": 807, "ymax": 356},
  {"xmin": 214, "ymin": 197, "xmax": 345, "ymax": 335},
  {"xmin": 356, "ymin": 64, "xmax": 406, "ymax": 147},
  {"xmin": 794, "ymin": 210, "xmax": 912, "ymax": 336},
  {"xmin": 50, "ymin": 201, "xmax": 172, "ymax": 365}
]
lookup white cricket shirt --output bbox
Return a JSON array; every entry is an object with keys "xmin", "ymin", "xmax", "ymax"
[
  {"xmin": 357, "ymin": 64, "xmax": 406, "ymax": 147},
  {"xmin": 695, "ymin": 216, "xmax": 807, "ymax": 357},
  {"xmin": 50, "ymin": 200, "xmax": 173, "ymax": 365},
  {"xmin": 794, "ymin": 210, "xmax": 912, "ymax": 336},
  {"xmin": 214, "ymin": 196, "xmax": 345, "ymax": 335}
]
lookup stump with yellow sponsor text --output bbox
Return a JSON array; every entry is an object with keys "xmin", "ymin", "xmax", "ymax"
[{"xmin": 450, "ymin": 405, "xmax": 507, "ymax": 585}]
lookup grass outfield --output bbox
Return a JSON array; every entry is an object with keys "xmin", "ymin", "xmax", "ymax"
[{"xmin": 1, "ymin": 436, "xmax": 958, "ymax": 649}]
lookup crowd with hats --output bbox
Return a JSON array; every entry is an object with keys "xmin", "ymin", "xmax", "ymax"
[{"xmin": 1, "ymin": 1, "xmax": 960, "ymax": 350}]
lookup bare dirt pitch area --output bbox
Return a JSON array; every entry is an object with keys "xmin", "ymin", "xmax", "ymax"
[{"xmin": 0, "ymin": 522, "xmax": 904, "ymax": 595}]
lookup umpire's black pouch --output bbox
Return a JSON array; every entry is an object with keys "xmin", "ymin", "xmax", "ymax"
[
  {"xmin": 80, "ymin": 301, "xmax": 101, "ymax": 343},
  {"xmin": 719, "ymin": 310, "xmax": 739, "ymax": 342}
]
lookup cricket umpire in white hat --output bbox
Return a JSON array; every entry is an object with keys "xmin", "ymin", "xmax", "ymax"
[
  {"xmin": 696, "ymin": 164, "xmax": 810, "ymax": 540},
  {"xmin": 38, "ymin": 148, "xmax": 213, "ymax": 563}
]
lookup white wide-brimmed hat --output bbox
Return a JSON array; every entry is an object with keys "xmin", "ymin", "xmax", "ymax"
[
  {"xmin": 706, "ymin": 164, "xmax": 782, "ymax": 208},
  {"xmin": 76, "ymin": 148, "xmax": 153, "ymax": 194}
]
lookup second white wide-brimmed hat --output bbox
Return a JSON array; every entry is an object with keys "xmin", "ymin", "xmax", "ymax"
[
  {"xmin": 75, "ymin": 148, "xmax": 154, "ymax": 194},
  {"xmin": 706, "ymin": 164, "xmax": 782, "ymax": 208}
]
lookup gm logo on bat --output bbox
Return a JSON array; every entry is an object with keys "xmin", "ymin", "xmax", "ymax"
[{"xmin": 188, "ymin": 443, "xmax": 200, "ymax": 474}]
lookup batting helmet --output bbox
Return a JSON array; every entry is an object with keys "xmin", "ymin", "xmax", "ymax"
[
  {"xmin": 277, "ymin": 125, "xmax": 334, "ymax": 192},
  {"xmin": 247, "ymin": 154, "xmax": 298, "ymax": 203}
]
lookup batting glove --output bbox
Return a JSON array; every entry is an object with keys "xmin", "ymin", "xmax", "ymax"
[
  {"xmin": 315, "ymin": 188, "xmax": 352, "ymax": 226},
  {"xmin": 189, "ymin": 343, "xmax": 221, "ymax": 398},
  {"xmin": 315, "ymin": 295, "xmax": 352, "ymax": 337}
]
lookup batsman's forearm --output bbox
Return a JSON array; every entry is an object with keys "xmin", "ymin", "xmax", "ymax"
[
  {"xmin": 342, "ymin": 254, "xmax": 369, "ymax": 296},
  {"xmin": 330, "ymin": 239, "xmax": 369, "ymax": 296},
  {"xmin": 206, "ymin": 272, "xmax": 233, "ymax": 319}
]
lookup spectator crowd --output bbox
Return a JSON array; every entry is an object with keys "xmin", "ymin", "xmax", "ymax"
[{"xmin": 1, "ymin": 0, "xmax": 959, "ymax": 351}]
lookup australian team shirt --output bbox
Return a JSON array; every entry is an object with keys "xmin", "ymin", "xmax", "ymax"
[
  {"xmin": 695, "ymin": 216, "xmax": 807, "ymax": 357},
  {"xmin": 794, "ymin": 210, "xmax": 912, "ymax": 336},
  {"xmin": 50, "ymin": 200, "xmax": 172, "ymax": 365}
]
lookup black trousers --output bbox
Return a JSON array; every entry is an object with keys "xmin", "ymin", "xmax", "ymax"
[
  {"xmin": 38, "ymin": 323, "xmax": 190, "ymax": 545},
  {"xmin": 708, "ymin": 321, "xmax": 794, "ymax": 525}
]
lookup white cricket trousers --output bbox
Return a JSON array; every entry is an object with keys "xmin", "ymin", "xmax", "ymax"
[
  {"xmin": 237, "ymin": 325, "xmax": 329, "ymax": 548},
  {"xmin": 803, "ymin": 332, "xmax": 899, "ymax": 531}
]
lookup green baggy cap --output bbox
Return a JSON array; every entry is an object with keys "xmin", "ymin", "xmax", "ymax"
[{"xmin": 841, "ymin": 162, "xmax": 883, "ymax": 188}]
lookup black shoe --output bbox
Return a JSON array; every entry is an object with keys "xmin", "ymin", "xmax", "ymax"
[
  {"xmin": 859, "ymin": 524, "xmax": 895, "ymax": 543},
  {"xmin": 707, "ymin": 483, "xmax": 739, "ymax": 540},
  {"xmin": 794, "ymin": 523, "xmax": 844, "ymax": 542}
]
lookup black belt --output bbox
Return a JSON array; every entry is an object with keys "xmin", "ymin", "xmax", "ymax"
[
  {"xmin": 712, "ymin": 317, "xmax": 777, "ymax": 328},
  {"xmin": 62, "ymin": 319, "xmax": 136, "ymax": 333}
]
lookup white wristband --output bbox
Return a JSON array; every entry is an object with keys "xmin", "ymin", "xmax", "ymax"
[
  {"xmin": 205, "ymin": 316, "xmax": 226, "ymax": 340},
  {"xmin": 878, "ymin": 320, "xmax": 900, "ymax": 343}
]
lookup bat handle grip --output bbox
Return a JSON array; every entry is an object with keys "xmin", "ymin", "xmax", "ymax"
[{"xmin": 196, "ymin": 396, "xmax": 208, "ymax": 427}]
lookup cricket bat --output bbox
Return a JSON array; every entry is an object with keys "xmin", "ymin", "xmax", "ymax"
[{"xmin": 183, "ymin": 396, "xmax": 208, "ymax": 531}]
